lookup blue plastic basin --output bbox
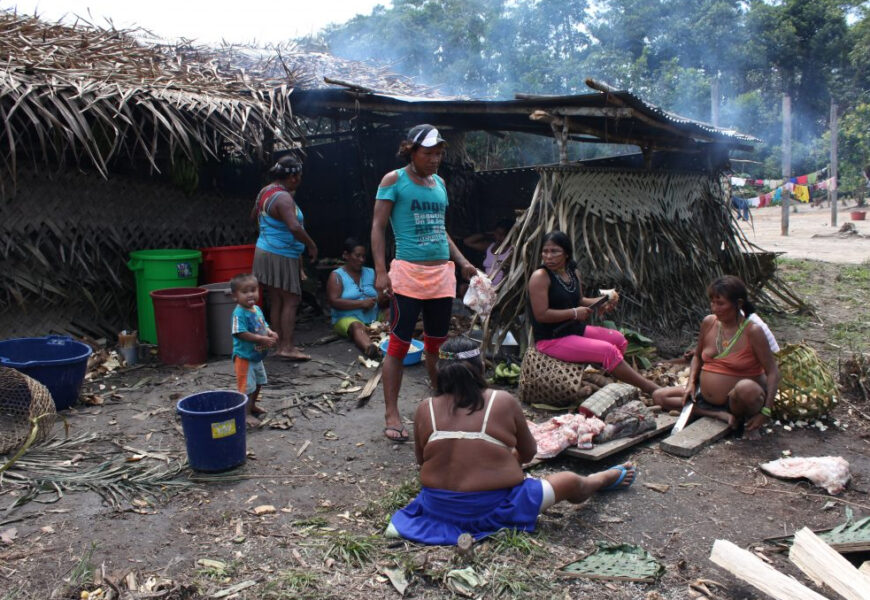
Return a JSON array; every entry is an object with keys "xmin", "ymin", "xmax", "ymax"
[
  {"xmin": 379, "ymin": 338, "xmax": 424, "ymax": 366},
  {"xmin": 0, "ymin": 335, "xmax": 92, "ymax": 410},
  {"xmin": 177, "ymin": 390, "xmax": 247, "ymax": 472}
]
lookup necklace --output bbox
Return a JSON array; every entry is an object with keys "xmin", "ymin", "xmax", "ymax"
[
  {"xmin": 408, "ymin": 163, "xmax": 434, "ymax": 185},
  {"xmin": 715, "ymin": 318, "xmax": 747, "ymax": 356},
  {"xmin": 553, "ymin": 269, "xmax": 577, "ymax": 294}
]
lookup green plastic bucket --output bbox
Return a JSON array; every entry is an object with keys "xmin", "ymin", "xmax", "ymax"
[{"xmin": 127, "ymin": 249, "xmax": 202, "ymax": 344}]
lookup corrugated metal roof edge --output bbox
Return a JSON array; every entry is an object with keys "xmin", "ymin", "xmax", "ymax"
[{"xmin": 291, "ymin": 83, "xmax": 759, "ymax": 145}]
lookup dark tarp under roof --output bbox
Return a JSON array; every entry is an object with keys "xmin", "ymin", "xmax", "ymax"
[{"xmin": 289, "ymin": 79, "xmax": 757, "ymax": 154}]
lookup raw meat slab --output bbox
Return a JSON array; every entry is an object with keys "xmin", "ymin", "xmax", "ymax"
[{"xmin": 563, "ymin": 414, "xmax": 676, "ymax": 461}]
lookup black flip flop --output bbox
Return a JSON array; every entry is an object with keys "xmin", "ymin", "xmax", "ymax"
[{"xmin": 383, "ymin": 426, "xmax": 409, "ymax": 443}]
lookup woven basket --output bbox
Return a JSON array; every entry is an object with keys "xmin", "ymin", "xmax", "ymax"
[
  {"xmin": 519, "ymin": 346, "xmax": 593, "ymax": 408},
  {"xmin": 774, "ymin": 343, "xmax": 838, "ymax": 420},
  {"xmin": 0, "ymin": 367, "xmax": 57, "ymax": 455}
]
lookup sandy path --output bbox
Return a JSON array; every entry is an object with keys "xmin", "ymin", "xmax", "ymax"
[{"xmin": 738, "ymin": 203, "xmax": 870, "ymax": 264}]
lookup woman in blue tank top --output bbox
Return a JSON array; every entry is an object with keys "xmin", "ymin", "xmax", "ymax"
[
  {"xmin": 251, "ymin": 155, "xmax": 318, "ymax": 361},
  {"xmin": 326, "ymin": 238, "xmax": 387, "ymax": 359}
]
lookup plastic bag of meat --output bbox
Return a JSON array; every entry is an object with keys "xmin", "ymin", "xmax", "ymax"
[
  {"xmin": 759, "ymin": 456, "xmax": 851, "ymax": 495},
  {"xmin": 593, "ymin": 400, "xmax": 657, "ymax": 443},
  {"xmin": 462, "ymin": 271, "xmax": 496, "ymax": 316}
]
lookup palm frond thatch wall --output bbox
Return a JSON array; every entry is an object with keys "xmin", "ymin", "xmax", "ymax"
[{"xmin": 483, "ymin": 166, "xmax": 805, "ymax": 353}]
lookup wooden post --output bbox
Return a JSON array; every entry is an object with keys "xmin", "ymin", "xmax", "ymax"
[
  {"xmin": 455, "ymin": 533, "xmax": 474, "ymax": 559},
  {"xmin": 711, "ymin": 73, "xmax": 720, "ymax": 127},
  {"xmin": 782, "ymin": 94, "xmax": 792, "ymax": 236},
  {"xmin": 550, "ymin": 120, "xmax": 570, "ymax": 165},
  {"xmin": 830, "ymin": 101, "xmax": 838, "ymax": 227}
]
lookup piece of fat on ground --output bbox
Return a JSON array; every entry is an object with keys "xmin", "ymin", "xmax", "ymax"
[{"xmin": 760, "ymin": 456, "xmax": 850, "ymax": 495}]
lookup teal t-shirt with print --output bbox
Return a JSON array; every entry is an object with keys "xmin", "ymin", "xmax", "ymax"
[
  {"xmin": 231, "ymin": 305, "xmax": 270, "ymax": 361},
  {"xmin": 376, "ymin": 169, "xmax": 449, "ymax": 262}
]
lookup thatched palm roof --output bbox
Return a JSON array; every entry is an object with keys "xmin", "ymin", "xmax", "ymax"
[
  {"xmin": 0, "ymin": 11, "xmax": 303, "ymax": 183},
  {"xmin": 0, "ymin": 11, "xmax": 447, "ymax": 187}
]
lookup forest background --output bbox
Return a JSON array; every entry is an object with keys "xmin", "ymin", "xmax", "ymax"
[{"xmin": 298, "ymin": 0, "xmax": 870, "ymax": 192}]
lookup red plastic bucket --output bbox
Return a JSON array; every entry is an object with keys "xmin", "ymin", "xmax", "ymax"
[
  {"xmin": 200, "ymin": 245, "xmax": 256, "ymax": 284},
  {"xmin": 851, "ymin": 211, "xmax": 866, "ymax": 221},
  {"xmin": 150, "ymin": 287, "xmax": 208, "ymax": 365}
]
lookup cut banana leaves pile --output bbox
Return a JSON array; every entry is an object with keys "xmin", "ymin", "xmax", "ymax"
[{"xmin": 601, "ymin": 320, "xmax": 657, "ymax": 370}]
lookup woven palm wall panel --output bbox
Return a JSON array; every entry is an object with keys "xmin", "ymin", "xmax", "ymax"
[{"xmin": 0, "ymin": 169, "xmax": 255, "ymax": 338}]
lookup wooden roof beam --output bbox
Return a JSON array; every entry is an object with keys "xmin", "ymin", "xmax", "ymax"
[
  {"xmin": 553, "ymin": 107, "xmax": 633, "ymax": 118},
  {"xmin": 529, "ymin": 110, "xmax": 701, "ymax": 154}
]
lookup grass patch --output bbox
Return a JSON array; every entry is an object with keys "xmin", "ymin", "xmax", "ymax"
[
  {"xmin": 776, "ymin": 258, "xmax": 825, "ymax": 293},
  {"xmin": 68, "ymin": 542, "xmax": 97, "ymax": 586},
  {"xmin": 262, "ymin": 569, "xmax": 321, "ymax": 599},
  {"xmin": 0, "ymin": 587, "xmax": 25, "ymax": 600},
  {"xmin": 772, "ymin": 258, "xmax": 870, "ymax": 356},
  {"xmin": 490, "ymin": 564, "xmax": 553, "ymax": 598},
  {"xmin": 839, "ymin": 264, "xmax": 870, "ymax": 284},
  {"xmin": 487, "ymin": 529, "xmax": 545, "ymax": 558},
  {"xmin": 325, "ymin": 532, "xmax": 376, "ymax": 568},
  {"xmin": 292, "ymin": 516, "xmax": 329, "ymax": 529},
  {"xmin": 360, "ymin": 477, "xmax": 421, "ymax": 527},
  {"xmin": 830, "ymin": 321, "xmax": 870, "ymax": 350},
  {"xmin": 195, "ymin": 559, "xmax": 238, "ymax": 580}
]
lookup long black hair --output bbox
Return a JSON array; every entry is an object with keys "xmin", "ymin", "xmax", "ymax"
[
  {"xmin": 435, "ymin": 336, "xmax": 487, "ymax": 414},
  {"xmin": 541, "ymin": 230, "xmax": 577, "ymax": 270},
  {"xmin": 707, "ymin": 275, "xmax": 756, "ymax": 316}
]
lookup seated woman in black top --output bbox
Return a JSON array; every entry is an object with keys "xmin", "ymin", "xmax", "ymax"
[{"xmin": 528, "ymin": 231, "xmax": 660, "ymax": 396}]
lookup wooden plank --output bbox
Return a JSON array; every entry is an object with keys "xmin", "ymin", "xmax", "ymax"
[
  {"xmin": 860, "ymin": 561, "xmax": 870, "ymax": 577},
  {"xmin": 562, "ymin": 414, "xmax": 676, "ymax": 461},
  {"xmin": 355, "ymin": 365, "xmax": 383, "ymax": 408},
  {"xmin": 709, "ymin": 539, "xmax": 828, "ymax": 600},
  {"xmin": 660, "ymin": 417, "xmax": 730, "ymax": 458},
  {"xmin": 789, "ymin": 527, "xmax": 870, "ymax": 600}
]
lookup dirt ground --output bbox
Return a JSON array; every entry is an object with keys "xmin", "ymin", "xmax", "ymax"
[
  {"xmin": 738, "ymin": 202, "xmax": 870, "ymax": 264},
  {"xmin": 2, "ymin": 211, "xmax": 869, "ymax": 600}
]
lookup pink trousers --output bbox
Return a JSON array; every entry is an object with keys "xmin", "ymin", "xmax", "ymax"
[{"xmin": 535, "ymin": 326, "xmax": 628, "ymax": 372}]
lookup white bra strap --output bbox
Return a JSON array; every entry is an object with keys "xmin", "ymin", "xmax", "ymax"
[
  {"xmin": 428, "ymin": 398, "xmax": 437, "ymax": 433},
  {"xmin": 480, "ymin": 390, "xmax": 497, "ymax": 433}
]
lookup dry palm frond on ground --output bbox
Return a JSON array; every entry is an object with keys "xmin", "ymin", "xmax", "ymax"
[{"xmin": 1, "ymin": 433, "xmax": 193, "ymax": 510}]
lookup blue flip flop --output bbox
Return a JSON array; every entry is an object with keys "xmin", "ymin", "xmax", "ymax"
[{"xmin": 601, "ymin": 464, "xmax": 636, "ymax": 491}]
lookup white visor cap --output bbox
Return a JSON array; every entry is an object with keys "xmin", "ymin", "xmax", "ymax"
[{"xmin": 407, "ymin": 124, "xmax": 445, "ymax": 147}]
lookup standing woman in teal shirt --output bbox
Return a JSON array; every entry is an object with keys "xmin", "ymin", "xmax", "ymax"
[
  {"xmin": 252, "ymin": 155, "xmax": 318, "ymax": 361},
  {"xmin": 372, "ymin": 125, "xmax": 477, "ymax": 442}
]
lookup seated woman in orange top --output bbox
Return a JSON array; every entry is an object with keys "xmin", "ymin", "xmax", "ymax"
[{"xmin": 653, "ymin": 275, "xmax": 780, "ymax": 434}]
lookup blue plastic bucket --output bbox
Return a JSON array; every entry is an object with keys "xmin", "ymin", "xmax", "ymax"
[
  {"xmin": 379, "ymin": 338, "xmax": 424, "ymax": 366},
  {"xmin": 0, "ymin": 335, "xmax": 92, "ymax": 410},
  {"xmin": 176, "ymin": 391, "xmax": 247, "ymax": 472}
]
